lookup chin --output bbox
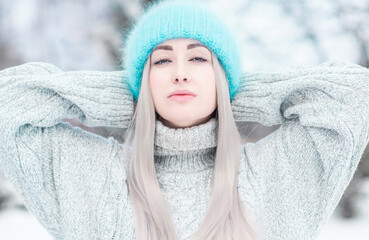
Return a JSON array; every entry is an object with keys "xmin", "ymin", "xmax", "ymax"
[{"xmin": 167, "ymin": 117, "xmax": 197, "ymax": 128}]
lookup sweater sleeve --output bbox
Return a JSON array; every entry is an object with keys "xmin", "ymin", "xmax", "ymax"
[
  {"xmin": 233, "ymin": 60, "xmax": 369, "ymax": 239},
  {"xmin": 0, "ymin": 62, "xmax": 134, "ymax": 239}
]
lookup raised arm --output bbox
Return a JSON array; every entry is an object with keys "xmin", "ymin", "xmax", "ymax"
[
  {"xmin": 233, "ymin": 60, "xmax": 369, "ymax": 239},
  {"xmin": 0, "ymin": 62, "xmax": 133, "ymax": 131},
  {"xmin": 0, "ymin": 62, "xmax": 133, "ymax": 238}
]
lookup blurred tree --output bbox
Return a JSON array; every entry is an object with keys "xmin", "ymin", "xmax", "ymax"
[{"xmin": 334, "ymin": 0, "xmax": 369, "ymax": 68}]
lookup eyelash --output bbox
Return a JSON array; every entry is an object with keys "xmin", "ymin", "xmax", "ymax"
[{"xmin": 154, "ymin": 57, "xmax": 207, "ymax": 65}]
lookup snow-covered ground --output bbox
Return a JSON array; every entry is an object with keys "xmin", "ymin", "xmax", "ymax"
[
  {"xmin": 0, "ymin": 178, "xmax": 368, "ymax": 240},
  {"xmin": 0, "ymin": 210, "xmax": 53, "ymax": 240}
]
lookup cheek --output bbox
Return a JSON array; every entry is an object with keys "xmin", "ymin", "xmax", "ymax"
[
  {"xmin": 200, "ymin": 70, "xmax": 216, "ymax": 97},
  {"xmin": 149, "ymin": 71, "xmax": 164, "ymax": 96}
]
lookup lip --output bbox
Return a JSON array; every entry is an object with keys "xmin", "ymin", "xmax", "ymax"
[
  {"xmin": 169, "ymin": 95, "xmax": 195, "ymax": 102},
  {"xmin": 168, "ymin": 89, "xmax": 196, "ymax": 98}
]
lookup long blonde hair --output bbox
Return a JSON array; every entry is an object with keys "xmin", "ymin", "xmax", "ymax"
[{"xmin": 121, "ymin": 51, "xmax": 260, "ymax": 240}]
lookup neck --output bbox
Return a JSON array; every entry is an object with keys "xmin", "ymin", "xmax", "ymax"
[{"xmin": 157, "ymin": 109, "xmax": 217, "ymax": 129}]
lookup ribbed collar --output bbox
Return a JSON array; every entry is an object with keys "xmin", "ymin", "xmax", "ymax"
[
  {"xmin": 153, "ymin": 117, "xmax": 218, "ymax": 173},
  {"xmin": 154, "ymin": 117, "xmax": 218, "ymax": 154}
]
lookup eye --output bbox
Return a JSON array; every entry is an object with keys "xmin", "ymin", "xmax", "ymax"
[
  {"xmin": 153, "ymin": 57, "xmax": 207, "ymax": 65},
  {"xmin": 154, "ymin": 59, "xmax": 171, "ymax": 65},
  {"xmin": 191, "ymin": 57, "xmax": 207, "ymax": 62}
]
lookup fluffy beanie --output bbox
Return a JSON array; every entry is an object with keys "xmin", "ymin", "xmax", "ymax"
[{"xmin": 122, "ymin": 0, "xmax": 242, "ymax": 102}]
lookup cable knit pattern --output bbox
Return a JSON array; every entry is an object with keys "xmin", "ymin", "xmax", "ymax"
[
  {"xmin": 154, "ymin": 119, "xmax": 218, "ymax": 238},
  {"xmin": 0, "ymin": 60, "xmax": 369, "ymax": 240}
]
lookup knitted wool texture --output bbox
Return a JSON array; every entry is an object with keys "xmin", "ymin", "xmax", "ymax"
[
  {"xmin": 122, "ymin": 0, "xmax": 242, "ymax": 101},
  {"xmin": 1, "ymin": 61, "xmax": 369, "ymax": 240}
]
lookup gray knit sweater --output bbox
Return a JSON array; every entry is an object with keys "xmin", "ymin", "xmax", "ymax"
[{"xmin": 0, "ymin": 60, "xmax": 368, "ymax": 240}]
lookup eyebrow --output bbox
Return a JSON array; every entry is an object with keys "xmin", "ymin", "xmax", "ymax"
[{"xmin": 152, "ymin": 43, "xmax": 210, "ymax": 53}]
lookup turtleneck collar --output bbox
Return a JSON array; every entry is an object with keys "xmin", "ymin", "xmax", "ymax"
[
  {"xmin": 154, "ymin": 117, "xmax": 218, "ymax": 154},
  {"xmin": 153, "ymin": 117, "xmax": 218, "ymax": 173}
]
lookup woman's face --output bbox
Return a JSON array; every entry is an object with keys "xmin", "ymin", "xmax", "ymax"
[{"xmin": 149, "ymin": 38, "xmax": 217, "ymax": 128}]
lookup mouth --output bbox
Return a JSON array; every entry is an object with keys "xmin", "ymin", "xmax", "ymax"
[{"xmin": 168, "ymin": 94, "xmax": 196, "ymax": 102}]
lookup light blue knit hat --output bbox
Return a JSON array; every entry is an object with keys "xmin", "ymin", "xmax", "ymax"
[{"xmin": 122, "ymin": 0, "xmax": 242, "ymax": 102}]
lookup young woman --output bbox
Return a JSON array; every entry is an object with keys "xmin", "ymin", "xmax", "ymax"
[{"xmin": 1, "ymin": 0, "xmax": 369, "ymax": 239}]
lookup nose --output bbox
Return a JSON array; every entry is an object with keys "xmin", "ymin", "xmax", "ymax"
[
  {"xmin": 174, "ymin": 77, "xmax": 189, "ymax": 82},
  {"xmin": 172, "ymin": 59, "xmax": 190, "ymax": 83}
]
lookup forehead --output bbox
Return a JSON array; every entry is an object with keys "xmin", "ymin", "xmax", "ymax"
[
  {"xmin": 160, "ymin": 38, "xmax": 200, "ymax": 45},
  {"xmin": 152, "ymin": 38, "xmax": 211, "ymax": 53}
]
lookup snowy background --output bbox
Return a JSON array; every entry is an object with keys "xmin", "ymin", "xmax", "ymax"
[{"xmin": 0, "ymin": 0, "xmax": 369, "ymax": 239}]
